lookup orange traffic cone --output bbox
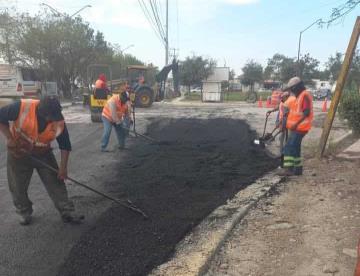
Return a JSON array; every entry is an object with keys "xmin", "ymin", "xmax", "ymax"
[
  {"xmin": 266, "ymin": 97, "xmax": 271, "ymax": 108},
  {"xmin": 322, "ymin": 98, "xmax": 328, "ymax": 112},
  {"xmin": 258, "ymin": 96, "xmax": 263, "ymax": 108}
]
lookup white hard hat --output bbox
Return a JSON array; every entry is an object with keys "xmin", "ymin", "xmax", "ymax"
[{"xmin": 283, "ymin": 77, "xmax": 302, "ymax": 91}]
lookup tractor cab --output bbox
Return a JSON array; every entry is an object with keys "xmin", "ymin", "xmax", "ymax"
[
  {"xmin": 127, "ymin": 65, "xmax": 148, "ymax": 85},
  {"xmin": 126, "ymin": 65, "xmax": 154, "ymax": 108}
]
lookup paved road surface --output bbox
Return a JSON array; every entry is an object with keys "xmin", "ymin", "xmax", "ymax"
[{"xmin": 0, "ymin": 102, "xmax": 347, "ymax": 276}]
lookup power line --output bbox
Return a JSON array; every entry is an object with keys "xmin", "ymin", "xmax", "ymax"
[
  {"xmin": 149, "ymin": 0, "xmax": 166, "ymax": 39},
  {"xmin": 137, "ymin": 0, "xmax": 165, "ymax": 45}
]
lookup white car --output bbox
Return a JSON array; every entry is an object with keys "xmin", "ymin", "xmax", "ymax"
[
  {"xmin": 190, "ymin": 87, "xmax": 202, "ymax": 93},
  {"xmin": 0, "ymin": 64, "xmax": 42, "ymax": 98}
]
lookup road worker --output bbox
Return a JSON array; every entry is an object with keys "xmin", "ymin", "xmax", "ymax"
[
  {"xmin": 266, "ymin": 92, "xmax": 295, "ymax": 167},
  {"xmin": 95, "ymin": 73, "xmax": 109, "ymax": 90},
  {"xmin": 101, "ymin": 92, "xmax": 132, "ymax": 151},
  {"xmin": 0, "ymin": 96, "xmax": 84, "ymax": 225},
  {"xmin": 277, "ymin": 77, "xmax": 313, "ymax": 176}
]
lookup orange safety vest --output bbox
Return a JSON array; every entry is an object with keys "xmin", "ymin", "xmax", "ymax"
[
  {"xmin": 10, "ymin": 99, "xmax": 65, "ymax": 149},
  {"xmin": 286, "ymin": 90, "xmax": 313, "ymax": 132},
  {"xmin": 279, "ymin": 95, "xmax": 296, "ymax": 122},
  {"xmin": 271, "ymin": 90, "xmax": 282, "ymax": 108},
  {"xmin": 102, "ymin": 95, "xmax": 128, "ymax": 123}
]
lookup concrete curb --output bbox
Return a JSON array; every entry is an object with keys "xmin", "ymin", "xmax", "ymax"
[
  {"xmin": 150, "ymin": 172, "xmax": 283, "ymax": 276},
  {"xmin": 329, "ymin": 130, "xmax": 353, "ymax": 146}
]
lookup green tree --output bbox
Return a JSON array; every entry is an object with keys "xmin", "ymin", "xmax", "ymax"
[
  {"xmin": 298, "ymin": 53, "xmax": 320, "ymax": 84},
  {"xmin": 0, "ymin": 9, "xmax": 117, "ymax": 97},
  {"xmin": 179, "ymin": 56, "xmax": 216, "ymax": 92},
  {"xmin": 325, "ymin": 52, "xmax": 343, "ymax": 81},
  {"xmin": 240, "ymin": 60, "xmax": 263, "ymax": 91},
  {"xmin": 264, "ymin": 53, "xmax": 297, "ymax": 83}
]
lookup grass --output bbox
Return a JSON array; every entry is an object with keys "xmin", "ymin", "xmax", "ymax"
[{"xmin": 182, "ymin": 91, "xmax": 273, "ymax": 102}]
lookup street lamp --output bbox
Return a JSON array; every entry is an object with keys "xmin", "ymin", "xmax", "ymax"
[
  {"xmin": 119, "ymin": 44, "xmax": 135, "ymax": 55},
  {"xmin": 297, "ymin": 18, "xmax": 322, "ymax": 68},
  {"xmin": 70, "ymin": 5, "xmax": 92, "ymax": 18},
  {"xmin": 40, "ymin": 3, "xmax": 91, "ymax": 18},
  {"xmin": 40, "ymin": 3, "xmax": 63, "ymax": 17}
]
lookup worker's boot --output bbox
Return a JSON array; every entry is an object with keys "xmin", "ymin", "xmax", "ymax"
[
  {"xmin": 276, "ymin": 167, "xmax": 295, "ymax": 176},
  {"xmin": 294, "ymin": 166, "xmax": 303, "ymax": 176},
  {"xmin": 19, "ymin": 213, "xmax": 32, "ymax": 226},
  {"xmin": 61, "ymin": 213, "xmax": 85, "ymax": 225}
]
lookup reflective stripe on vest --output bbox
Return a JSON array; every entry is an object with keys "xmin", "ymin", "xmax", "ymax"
[
  {"xmin": 11, "ymin": 99, "xmax": 65, "ymax": 148},
  {"xmin": 286, "ymin": 91, "xmax": 313, "ymax": 132},
  {"xmin": 102, "ymin": 95, "xmax": 128, "ymax": 123}
]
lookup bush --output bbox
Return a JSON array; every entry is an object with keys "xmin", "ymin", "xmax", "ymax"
[{"xmin": 339, "ymin": 90, "xmax": 360, "ymax": 134}]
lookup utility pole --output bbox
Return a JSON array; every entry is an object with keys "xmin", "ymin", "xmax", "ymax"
[
  {"xmin": 317, "ymin": 16, "xmax": 360, "ymax": 158},
  {"xmin": 165, "ymin": 0, "xmax": 169, "ymax": 66}
]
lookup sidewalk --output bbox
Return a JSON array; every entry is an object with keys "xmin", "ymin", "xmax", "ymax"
[{"xmin": 206, "ymin": 139, "xmax": 360, "ymax": 276}]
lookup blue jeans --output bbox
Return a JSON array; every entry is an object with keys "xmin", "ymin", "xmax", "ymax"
[
  {"xmin": 283, "ymin": 131, "xmax": 304, "ymax": 174},
  {"xmin": 101, "ymin": 116, "xmax": 126, "ymax": 150}
]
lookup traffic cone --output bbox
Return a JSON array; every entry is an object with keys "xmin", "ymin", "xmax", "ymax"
[
  {"xmin": 258, "ymin": 96, "xmax": 263, "ymax": 108},
  {"xmin": 322, "ymin": 98, "xmax": 328, "ymax": 112},
  {"xmin": 266, "ymin": 97, "xmax": 271, "ymax": 108}
]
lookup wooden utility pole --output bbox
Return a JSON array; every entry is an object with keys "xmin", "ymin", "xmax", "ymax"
[{"xmin": 317, "ymin": 16, "xmax": 360, "ymax": 158}]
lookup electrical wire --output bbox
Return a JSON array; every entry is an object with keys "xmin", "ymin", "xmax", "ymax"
[
  {"xmin": 149, "ymin": 0, "xmax": 166, "ymax": 39},
  {"xmin": 137, "ymin": 0, "xmax": 165, "ymax": 45}
]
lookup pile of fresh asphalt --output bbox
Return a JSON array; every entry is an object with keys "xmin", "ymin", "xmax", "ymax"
[{"xmin": 58, "ymin": 118, "xmax": 278, "ymax": 276}]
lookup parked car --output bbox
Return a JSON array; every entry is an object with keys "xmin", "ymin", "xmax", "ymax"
[
  {"xmin": 313, "ymin": 88, "xmax": 331, "ymax": 100},
  {"xmin": 190, "ymin": 87, "xmax": 202, "ymax": 93},
  {"xmin": 0, "ymin": 64, "xmax": 42, "ymax": 98}
]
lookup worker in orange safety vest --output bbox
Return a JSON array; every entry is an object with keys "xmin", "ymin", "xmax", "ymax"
[
  {"xmin": 0, "ymin": 96, "xmax": 84, "ymax": 225},
  {"xmin": 267, "ymin": 92, "xmax": 296, "ymax": 166},
  {"xmin": 101, "ymin": 92, "xmax": 132, "ymax": 152},
  {"xmin": 95, "ymin": 73, "xmax": 109, "ymax": 90},
  {"xmin": 277, "ymin": 77, "xmax": 313, "ymax": 176}
]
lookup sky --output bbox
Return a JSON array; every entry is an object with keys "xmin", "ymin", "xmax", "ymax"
[{"xmin": 3, "ymin": 0, "xmax": 360, "ymax": 75}]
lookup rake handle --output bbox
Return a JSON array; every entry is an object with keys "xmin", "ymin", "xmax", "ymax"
[{"xmin": 29, "ymin": 155, "xmax": 148, "ymax": 219}]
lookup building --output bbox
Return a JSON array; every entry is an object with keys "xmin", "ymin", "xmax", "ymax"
[{"xmin": 202, "ymin": 67, "xmax": 229, "ymax": 102}]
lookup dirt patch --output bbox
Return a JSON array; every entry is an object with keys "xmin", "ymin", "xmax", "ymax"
[
  {"xmin": 206, "ymin": 158, "xmax": 360, "ymax": 276},
  {"xmin": 58, "ymin": 118, "xmax": 278, "ymax": 276}
]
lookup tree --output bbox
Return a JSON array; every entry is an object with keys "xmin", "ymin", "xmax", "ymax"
[
  {"xmin": 0, "ymin": 9, "xmax": 126, "ymax": 98},
  {"xmin": 298, "ymin": 53, "xmax": 320, "ymax": 84},
  {"xmin": 240, "ymin": 60, "xmax": 263, "ymax": 91},
  {"xmin": 264, "ymin": 54, "xmax": 297, "ymax": 83},
  {"xmin": 325, "ymin": 52, "xmax": 343, "ymax": 82},
  {"xmin": 347, "ymin": 49, "xmax": 360, "ymax": 91},
  {"xmin": 179, "ymin": 56, "xmax": 216, "ymax": 92},
  {"xmin": 264, "ymin": 53, "xmax": 319, "ymax": 85},
  {"xmin": 320, "ymin": 0, "xmax": 360, "ymax": 26}
]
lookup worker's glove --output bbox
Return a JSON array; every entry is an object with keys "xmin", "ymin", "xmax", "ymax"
[{"xmin": 7, "ymin": 137, "xmax": 33, "ymax": 158}]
